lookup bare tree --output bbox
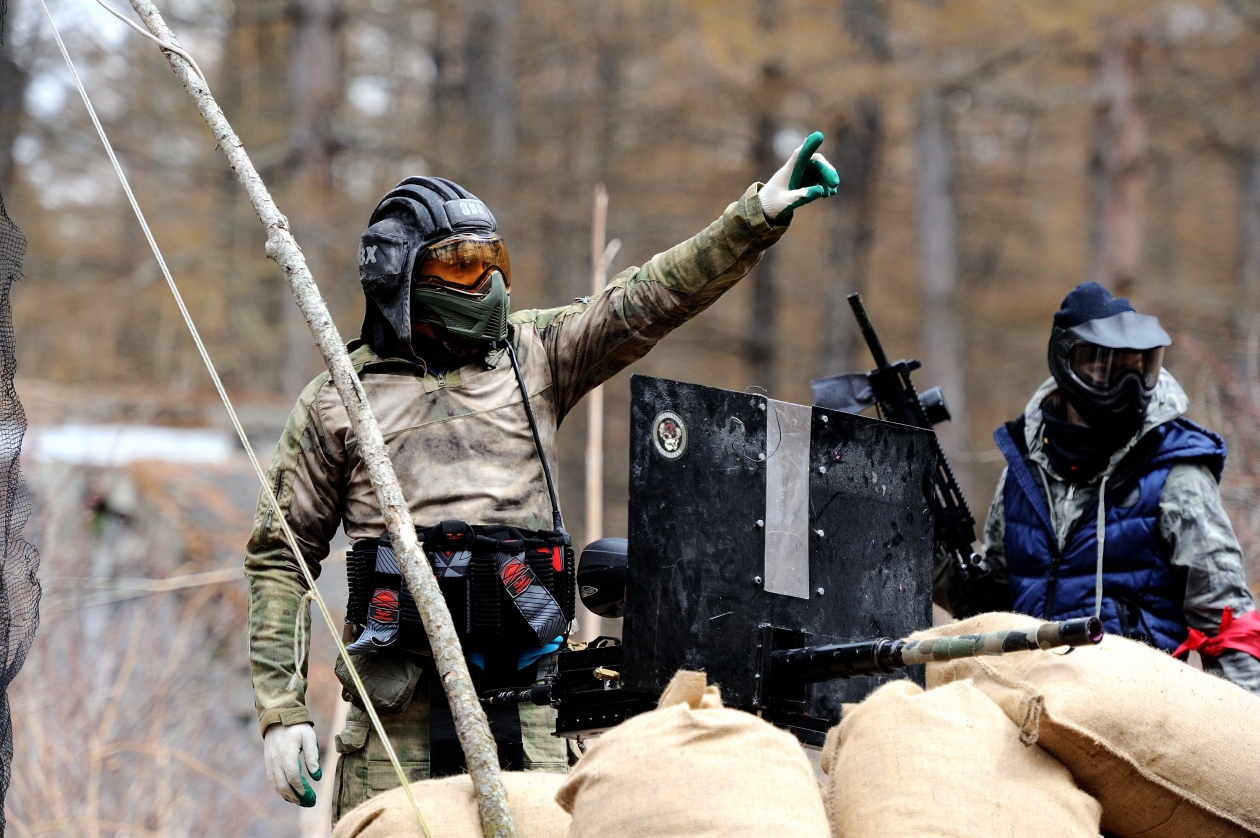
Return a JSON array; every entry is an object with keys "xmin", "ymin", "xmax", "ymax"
[
  {"xmin": 746, "ymin": 103, "xmax": 779, "ymax": 389},
  {"xmin": 915, "ymin": 88, "xmax": 973, "ymax": 499},
  {"xmin": 744, "ymin": 0, "xmax": 786, "ymax": 388},
  {"xmin": 842, "ymin": 0, "xmax": 891, "ymax": 63},
  {"xmin": 1087, "ymin": 31, "xmax": 1146, "ymax": 294},
  {"xmin": 0, "ymin": 1, "xmax": 29, "ymax": 194},
  {"xmin": 466, "ymin": 0, "xmax": 518, "ymax": 197},
  {"xmin": 283, "ymin": 0, "xmax": 341, "ymax": 395},
  {"xmin": 819, "ymin": 97, "xmax": 884, "ymax": 377},
  {"xmin": 1241, "ymin": 145, "xmax": 1260, "ymax": 313}
]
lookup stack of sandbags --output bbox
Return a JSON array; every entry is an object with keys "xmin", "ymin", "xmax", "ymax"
[
  {"xmin": 822, "ymin": 678, "xmax": 1102, "ymax": 837},
  {"xmin": 556, "ymin": 670, "xmax": 831, "ymax": 838},
  {"xmin": 916, "ymin": 613, "xmax": 1260, "ymax": 838},
  {"xmin": 331, "ymin": 771, "xmax": 570, "ymax": 838}
]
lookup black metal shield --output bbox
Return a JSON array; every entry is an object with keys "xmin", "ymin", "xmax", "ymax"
[{"xmin": 623, "ymin": 375, "xmax": 935, "ymax": 728}]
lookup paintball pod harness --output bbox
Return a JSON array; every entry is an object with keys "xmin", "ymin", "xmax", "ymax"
[{"xmin": 345, "ymin": 522, "xmax": 576, "ymax": 655}]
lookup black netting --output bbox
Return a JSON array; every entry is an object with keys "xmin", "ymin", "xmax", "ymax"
[{"xmin": 0, "ymin": 192, "xmax": 40, "ymax": 838}]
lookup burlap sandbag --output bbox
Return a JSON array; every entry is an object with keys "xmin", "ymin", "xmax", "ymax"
[
  {"xmin": 331, "ymin": 771, "xmax": 570, "ymax": 838},
  {"xmin": 915, "ymin": 613, "xmax": 1260, "ymax": 838},
  {"xmin": 556, "ymin": 670, "xmax": 830, "ymax": 838},
  {"xmin": 822, "ymin": 679, "xmax": 1102, "ymax": 838}
]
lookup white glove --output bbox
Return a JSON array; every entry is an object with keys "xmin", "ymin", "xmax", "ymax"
[
  {"xmin": 263, "ymin": 722, "xmax": 321, "ymax": 807},
  {"xmin": 759, "ymin": 130, "xmax": 839, "ymax": 223}
]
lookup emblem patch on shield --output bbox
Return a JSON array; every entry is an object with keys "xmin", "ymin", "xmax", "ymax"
[{"xmin": 651, "ymin": 410, "xmax": 687, "ymax": 459}]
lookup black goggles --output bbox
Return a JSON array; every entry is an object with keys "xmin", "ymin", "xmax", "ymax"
[{"xmin": 1067, "ymin": 343, "xmax": 1164, "ymax": 394}]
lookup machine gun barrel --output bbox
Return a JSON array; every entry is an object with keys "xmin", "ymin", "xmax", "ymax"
[{"xmin": 769, "ymin": 617, "xmax": 1103, "ymax": 684}]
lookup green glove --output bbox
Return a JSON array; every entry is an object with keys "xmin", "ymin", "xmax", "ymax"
[{"xmin": 760, "ymin": 130, "xmax": 840, "ymax": 222}]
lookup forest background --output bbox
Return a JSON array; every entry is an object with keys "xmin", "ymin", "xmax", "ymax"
[{"xmin": 4, "ymin": 0, "xmax": 1260, "ymax": 835}]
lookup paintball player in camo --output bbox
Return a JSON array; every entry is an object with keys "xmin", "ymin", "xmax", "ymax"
[
  {"xmin": 935, "ymin": 282, "xmax": 1260, "ymax": 696},
  {"xmin": 245, "ymin": 133, "xmax": 839, "ymax": 819}
]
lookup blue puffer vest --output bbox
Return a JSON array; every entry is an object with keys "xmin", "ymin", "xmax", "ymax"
[{"xmin": 994, "ymin": 415, "xmax": 1226, "ymax": 652}]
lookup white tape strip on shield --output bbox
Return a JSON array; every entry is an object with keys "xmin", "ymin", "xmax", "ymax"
[{"xmin": 763, "ymin": 399, "xmax": 811, "ymax": 599}]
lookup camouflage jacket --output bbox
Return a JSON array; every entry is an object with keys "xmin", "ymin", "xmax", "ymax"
[
  {"xmin": 937, "ymin": 373, "xmax": 1260, "ymax": 695},
  {"xmin": 245, "ymin": 184, "xmax": 786, "ymax": 735}
]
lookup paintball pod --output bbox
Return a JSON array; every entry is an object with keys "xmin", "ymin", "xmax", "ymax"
[
  {"xmin": 812, "ymin": 293, "xmax": 1008, "ymax": 617},
  {"xmin": 483, "ymin": 540, "xmax": 1104, "ymax": 745}
]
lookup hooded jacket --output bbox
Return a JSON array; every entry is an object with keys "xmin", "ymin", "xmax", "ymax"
[
  {"xmin": 936, "ymin": 373, "xmax": 1260, "ymax": 695},
  {"xmin": 997, "ymin": 387, "xmax": 1223, "ymax": 650}
]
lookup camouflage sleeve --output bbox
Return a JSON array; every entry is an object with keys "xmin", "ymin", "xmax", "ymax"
[
  {"xmin": 244, "ymin": 372, "xmax": 347, "ymax": 736},
  {"xmin": 981, "ymin": 469, "xmax": 1009, "ymax": 580},
  {"xmin": 932, "ymin": 468, "xmax": 1009, "ymax": 612},
  {"xmin": 512, "ymin": 183, "xmax": 787, "ymax": 419},
  {"xmin": 1158, "ymin": 462, "xmax": 1260, "ymax": 695}
]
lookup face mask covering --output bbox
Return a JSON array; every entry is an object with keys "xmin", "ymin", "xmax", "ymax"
[{"xmin": 1041, "ymin": 399, "xmax": 1120, "ymax": 483}]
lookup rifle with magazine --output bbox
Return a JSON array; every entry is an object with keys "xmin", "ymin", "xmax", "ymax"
[{"xmin": 812, "ymin": 293, "xmax": 1009, "ymax": 618}]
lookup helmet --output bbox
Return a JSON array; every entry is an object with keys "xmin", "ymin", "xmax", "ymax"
[
  {"xmin": 1047, "ymin": 282, "xmax": 1171, "ymax": 438},
  {"xmin": 358, "ymin": 177, "xmax": 510, "ymax": 353},
  {"xmin": 577, "ymin": 537, "xmax": 627, "ymax": 619}
]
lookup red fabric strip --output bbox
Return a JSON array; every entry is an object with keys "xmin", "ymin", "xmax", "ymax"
[{"xmin": 1174, "ymin": 607, "xmax": 1260, "ymax": 661}]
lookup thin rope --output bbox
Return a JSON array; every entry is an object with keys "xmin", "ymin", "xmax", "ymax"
[
  {"xmin": 285, "ymin": 592, "xmax": 313, "ymax": 692},
  {"xmin": 90, "ymin": 0, "xmax": 206, "ymax": 82},
  {"xmin": 37, "ymin": 6, "xmax": 432, "ymax": 835},
  {"xmin": 1095, "ymin": 474, "xmax": 1107, "ymax": 620}
]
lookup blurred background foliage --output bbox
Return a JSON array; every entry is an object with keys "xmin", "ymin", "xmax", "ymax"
[
  {"xmin": 8, "ymin": 0, "xmax": 1260, "ymax": 537},
  {"xmin": 4, "ymin": 0, "xmax": 1260, "ymax": 832},
  {"xmin": 9, "ymin": 0, "xmax": 1260, "ymax": 552}
]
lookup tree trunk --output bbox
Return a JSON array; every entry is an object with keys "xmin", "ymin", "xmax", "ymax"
[
  {"xmin": 743, "ymin": 0, "xmax": 783, "ymax": 388},
  {"xmin": 0, "ymin": 6, "xmax": 29, "ymax": 195},
  {"xmin": 1087, "ymin": 32, "xmax": 1146, "ymax": 295},
  {"xmin": 465, "ymin": 0, "xmax": 517, "ymax": 197},
  {"xmin": 915, "ymin": 89, "xmax": 974, "ymax": 501},
  {"xmin": 1240, "ymin": 144, "xmax": 1260, "ymax": 313},
  {"xmin": 283, "ymin": 0, "xmax": 340, "ymax": 395},
  {"xmin": 745, "ymin": 85, "xmax": 783, "ymax": 388},
  {"xmin": 820, "ymin": 97, "xmax": 883, "ymax": 377},
  {"xmin": 1239, "ymin": 145, "xmax": 1260, "ymax": 393},
  {"xmin": 746, "ymin": 108, "xmax": 778, "ymax": 388}
]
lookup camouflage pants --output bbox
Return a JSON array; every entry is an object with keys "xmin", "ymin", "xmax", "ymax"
[{"xmin": 330, "ymin": 656, "xmax": 568, "ymax": 823}]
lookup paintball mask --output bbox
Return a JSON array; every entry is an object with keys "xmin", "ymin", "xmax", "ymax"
[
  {"xmin": 410, "ymin": 233, "xmax": 511, "ymax": 343},
  {"xmin": 358, "ymin": 177, "xmax": 510, "ymax": 352},
  {"xmin": 1047, "ymin": 282, "xmax": 1171, "ymax": 439}
]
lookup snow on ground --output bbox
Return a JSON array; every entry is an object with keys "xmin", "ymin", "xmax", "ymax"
[{"xmin": 26, "ymin": 423, "xmax": 235, "ymax": 466}]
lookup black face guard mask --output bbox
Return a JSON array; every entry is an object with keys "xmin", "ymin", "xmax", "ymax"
[{"xmin": 1041, "ymin": 398, "xmax": 1117, "ymax": 482}]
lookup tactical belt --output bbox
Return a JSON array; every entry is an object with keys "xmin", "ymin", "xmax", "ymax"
[{"xmin": 345, "ymin": 521, "xmax": 575, "ymax": 655}]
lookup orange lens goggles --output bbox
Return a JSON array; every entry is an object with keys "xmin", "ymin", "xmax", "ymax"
[{"xmin": 413, "ymin": 235, "xmax": 511, "ymax": 294}]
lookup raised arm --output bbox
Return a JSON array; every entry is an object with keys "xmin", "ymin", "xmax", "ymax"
[{"xmin": 518, "ymin": 133, "xmax": 838, "ymax": 419}]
